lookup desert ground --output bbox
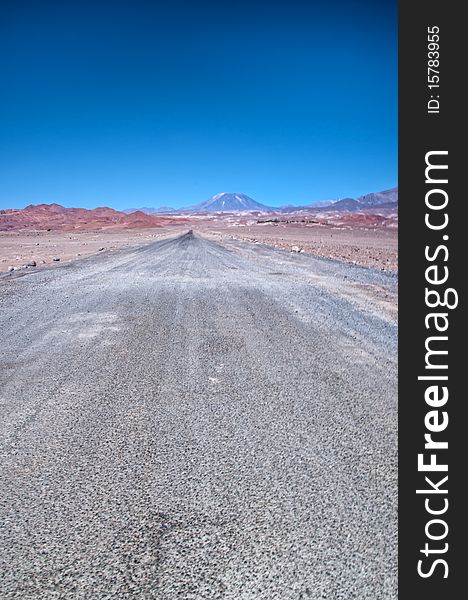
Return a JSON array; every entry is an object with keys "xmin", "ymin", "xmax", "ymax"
[
  {"xmin": 0, "ymin": 230, "xmax": 397, "ymax": 598},
  {"xmin": 195, "ymin": 219, "xmax": 397, "ymax": 272},
  {"xmin": 0, "ymin": 228, "xmax": 182, "ymax": 272},
  {"xmin": 0, "ymin": 216, "xmax": 397, "ymax": 273}
]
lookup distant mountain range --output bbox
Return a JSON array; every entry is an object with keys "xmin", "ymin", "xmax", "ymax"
[
  {"xmin": 124, "ymin": 187, "xmax": 398, "ymax": 214},
  {"xmin": 186, "ymin": 192, "xmax": 270, "ymax": 213},
  {"xmin": 356, "ymin": 187, "xmax": 398, "ymax": 207},
  {"xmin": 123, "ymin": 206, "xmax": 175, "ymax": 215},
  {"xmin": 279, "ymin": 187, "xmax": 398, "ymax": 213},
  {"xmin": 124, "ymin": 193, "xmax": 269, "ymax": 214},
  {"xmin": 0, "ymin": 203, "xmax": 173, "ymax": 232},
  {"xmin": 1, "ymin": 187, "xmax": 398, "ymax": 231}
]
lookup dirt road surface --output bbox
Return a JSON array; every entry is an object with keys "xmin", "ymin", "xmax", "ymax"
[{"xmin": 0, "ymin": 232, "xmax": 397, "ymax": 599}]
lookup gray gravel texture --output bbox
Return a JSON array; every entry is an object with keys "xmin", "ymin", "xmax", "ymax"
[{"xmin": 0, "ymin": 232, "xmax": 397, "ymax": 599}]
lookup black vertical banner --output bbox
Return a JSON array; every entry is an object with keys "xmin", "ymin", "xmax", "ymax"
[{"xmin": 399, "ymin": 1, "xmax": 464, "ymax": 598}]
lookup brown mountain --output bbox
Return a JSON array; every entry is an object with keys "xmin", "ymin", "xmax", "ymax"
[{"xmin": 0, "ymin": 203, "xmax": 170, "ymax": 231}]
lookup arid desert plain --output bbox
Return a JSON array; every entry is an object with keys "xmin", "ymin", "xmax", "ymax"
[{"xmin": 0, "ymin": 197, "xmax": 397, "ymax": 598}]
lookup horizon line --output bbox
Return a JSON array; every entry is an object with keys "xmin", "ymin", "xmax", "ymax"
[{"xmin": 1, "ymin": 184, "xmax": 398, "ymax": 212}]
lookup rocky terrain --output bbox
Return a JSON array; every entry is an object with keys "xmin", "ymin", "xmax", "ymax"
[
  {"xmin": 0, "ymin": 189, "xmax": 398, "ymax": 272},
  {"xmin": 0, "ymin": 203, "xmax": 186, "ymax": 232},
  {"xmin": 0, "ymin": 229, "xmax": 183, "ymax": 272},
  {"xmin": 191, "ymin": 212, "xmax": 398, "ymax": 272}
]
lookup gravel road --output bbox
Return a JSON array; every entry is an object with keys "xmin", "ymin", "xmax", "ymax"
[{"xmin": 0, "ymin": 232, "xmax": 397, "ymax": 599}]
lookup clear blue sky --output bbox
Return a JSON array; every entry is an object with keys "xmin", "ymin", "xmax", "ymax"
[{"xmin": 0, "ymin": 0, "xmax": 397, "ymax": 210}]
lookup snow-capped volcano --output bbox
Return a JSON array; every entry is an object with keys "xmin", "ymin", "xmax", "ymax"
[{"xmin": 188, "ymin": 192, "xmax": 271, "ymax": 213}]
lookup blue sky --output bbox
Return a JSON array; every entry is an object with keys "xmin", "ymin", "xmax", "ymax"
[{"xmin": 0, "ymin": 0, "xmax": 397, "ymax": 210}]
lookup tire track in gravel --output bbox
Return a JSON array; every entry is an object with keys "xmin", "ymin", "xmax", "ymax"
[{"xmin": 0, "ymin": 231, "xmax": 397, "ymax": 599}]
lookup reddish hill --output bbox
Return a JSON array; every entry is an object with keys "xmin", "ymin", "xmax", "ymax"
[{"xmin": 0, "ymin": 203, "xmax": 172, "ymax": 231}]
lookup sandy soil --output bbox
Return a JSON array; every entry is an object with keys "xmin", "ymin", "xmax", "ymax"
[
  {"xmin": 0, "ymin": 219, "xmax": 397, "ymax": 273},
  {"xmin": 193, "ymin": 221, "xmax": 398, "ymax": 272},
  {"xmin": 0, "ymin": 227, "xmax": 184, "ymax": 272}
]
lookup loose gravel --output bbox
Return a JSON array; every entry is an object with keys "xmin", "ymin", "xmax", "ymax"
[{"xmin": 0, "ymin": 232, "xmax": 397, "ymax": 599}]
